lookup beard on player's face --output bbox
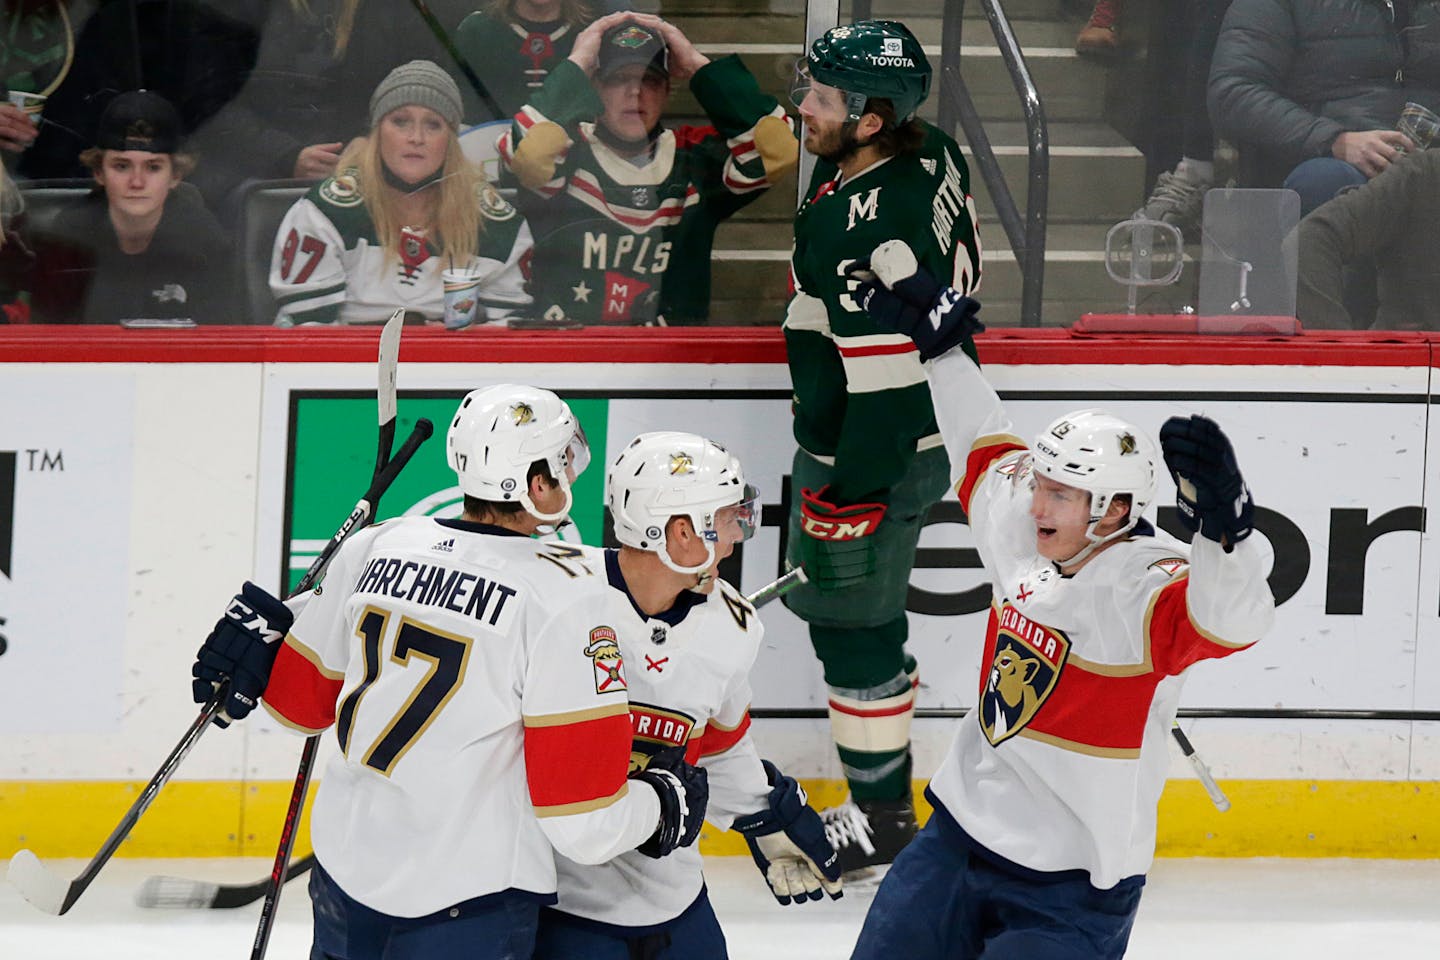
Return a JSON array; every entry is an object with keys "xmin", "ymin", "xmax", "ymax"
[{"xmin": 807, "ymin": 119, "xmax": 867, "ymax": 165}]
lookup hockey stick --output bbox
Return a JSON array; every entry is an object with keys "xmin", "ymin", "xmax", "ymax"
[
  {"xmin": 5, "ymin": 313, "xmax": 430, "ymax": 918},
  {"xmin": 250, "ymin": 310, "xmax": 431, "ymax": 960},
  {"xmin": 407, "ymin": 0, "xmax": 505, "ymax": 120},
  {"xmin": 1170, "ymin": 722, "xmax": 1230, "ymax": 812},
  {"xmin": 136, "ymin": 854, "xmax": 316, "ymax": 910},
  {"xmin": 746, "ymin": 567, "xmax": 808, "ymax": 609}
]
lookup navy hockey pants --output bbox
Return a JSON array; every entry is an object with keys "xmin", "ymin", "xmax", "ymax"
[
  {"xmin": 850, "ymin": 807, "xmax": 1145, "ymax": 960},
  {"xmin": 532, "ymin": 886, "xmax": 726, "ymax": 960},
  {"xmin": 309, "ymin": 862, "xmax": 541, "ymax": 960}
]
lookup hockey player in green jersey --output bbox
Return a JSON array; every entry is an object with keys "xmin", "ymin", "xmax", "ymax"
[
  {"xmin": 498, "ymin": 12, "xmax": 797, "ymax": 325},
  {"xmin": 781, "ymin": 19, "xmax": 983, "ymax": 875}
]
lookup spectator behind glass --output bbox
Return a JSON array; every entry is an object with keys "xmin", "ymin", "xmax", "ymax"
[
  {"xmin": 1, "ymin": 0, "xmax": 96, "ymax": 170},
  {"xmin": 499, "ymin": 13, "xmax": 796, "ymax": 326},
  {"xmin": 1208, "ymin": 0, "xmax": 1440, "ymax": 215},
  {"xmin": 28, "ymin": 90, "xmax": 233, "ymax": 324},
  {"xmin": 269, "ymin": 60, "xmax": 532, "ymax": 326},
  {"xmin": 1, "ymin": 165, "xmax": 33, "ymax": 322},
  {"xmin": 1295, "ymin": 150, "xmax": 1440, "ymax": 330},
  {"xmin": 185, "ymin": 0, "xmax": 479, "ymax": 220},
  {"xmin": 16, "ymin": 0, "xmax": 259, "ymax": 183},
  {"xmin": 455, "ymin": 0, "xmax": 600, "ymax": 121}
]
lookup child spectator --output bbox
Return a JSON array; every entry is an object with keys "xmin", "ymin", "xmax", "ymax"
[
  {"xmin": 270, "ymin": 60, "xmax": 532, "ymax": 326},
  {"xmin": 499, "ymin": 13, "xmax": 796, "ymax": 325},
  {"xmin": 28, "ymin": 90, "xmax": 232, "ymax": 323}
]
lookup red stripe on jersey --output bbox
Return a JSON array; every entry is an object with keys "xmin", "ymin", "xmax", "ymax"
[
  {"xmin": 827, "ymin": 697, "xmax": 914, "ymax": 718},
  {"xmin": 1026, "ymin": 666, "xmax": 1163, "ymax": 752},
  {"xmin": 674, "ymin": 124, "xmax": 718, "ymax": 149},
  {"xmin": 835, "ymin": 341, "xmax": 918, "ymax": 358},
  {"xmin": 957, "ymin": 441, "xmax": 1028, "ymax": 512},
  {"xmin": 1149, "ymin": 575, "xmax": 1256, "ymax": 675},
  {"xmin": 263, "ymin": 642, "xmax": 344, "ymax": 732},
  {"xmin": 684, "ymin": 712, "xmax": 752, "ymax": 764},
  {"xmin": 525, "ymin": 711, "xmax": 632, "ymax": 810}
]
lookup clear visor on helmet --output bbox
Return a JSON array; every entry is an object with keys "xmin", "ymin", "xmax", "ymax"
[
  {"xmin": 715, "ymin": 483, "xmax": 761, "ymax": 542},
  {"xmin": 789, "ymin": 59, "xmax": 813, "ymax": 110},
  {"xmin": 560, "ymin": 423, "xmax": 591, "ymax": 484}
]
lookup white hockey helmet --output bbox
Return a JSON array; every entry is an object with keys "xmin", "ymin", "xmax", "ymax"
[
  {"xmin": 608, "ymin": 431, "xmax": 760, "ymax": 577},
  {"xmin": 1031, "ymin": 409, "xmax": 1156, "ymax": 561},
  {"xmin": 446, "ymin": 384, "xmax": 591, "ymax": 524}
]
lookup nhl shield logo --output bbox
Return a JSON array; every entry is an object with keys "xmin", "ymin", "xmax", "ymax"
[{"xmin": 980, "ymin": 605, "xmax": 1070, "ymax": 746}]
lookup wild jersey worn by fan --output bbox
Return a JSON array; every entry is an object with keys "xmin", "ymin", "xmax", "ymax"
[
  {"xmin": 551, "ymin": 547, "xmax": 769, "ymax": 929},
  {"xmin": 261, "ymin": 519, "xmax": 659, "ymax": 918}
]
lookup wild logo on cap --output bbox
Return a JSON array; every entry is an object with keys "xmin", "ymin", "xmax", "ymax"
[{"xmin": 611, "ymin": 25, "xmax": 653, "ymax": 48}]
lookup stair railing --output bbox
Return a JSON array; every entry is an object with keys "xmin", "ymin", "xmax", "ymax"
[{"xmin": 938, "ymin": 0, "xmax": 1049, "ymax": 327}]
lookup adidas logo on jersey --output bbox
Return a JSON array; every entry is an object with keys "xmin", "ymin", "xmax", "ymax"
[{"xmin": 432, "ymin": 537, "xmax": 455, "ymax": 553}]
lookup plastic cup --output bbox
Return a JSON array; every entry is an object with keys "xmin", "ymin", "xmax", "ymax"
[
  {"xmin": 1398, "ymin": 101, "xmax": 1440, "ymax": 152},
  {"xmin": 442, "ymin": 269, "xmax": 482, "ymax": 330}
]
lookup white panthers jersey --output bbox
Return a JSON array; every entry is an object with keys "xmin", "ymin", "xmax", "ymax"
[
  {"xmin": 922, "ymin": 348, "xmax": 1275, "ymax": 890},
  {"xmin": 549, "ymin": 548, "xmax": 773, "ymax": 930},
  {"xmin": 263, "ymin": 520, "xmax": 661, "ymax": 917}
]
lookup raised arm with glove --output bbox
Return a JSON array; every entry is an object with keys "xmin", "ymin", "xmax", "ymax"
[{"xmin": 844, "ymin": 239, "xmax": 985, "ymax": 363}]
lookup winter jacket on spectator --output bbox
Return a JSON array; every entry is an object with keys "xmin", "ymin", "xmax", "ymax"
[
  {"xmin": 1208, "ymin": 0, "xmax": 1440, "ymax": 182},
  {"xmin": 1295, "ymin": 149, "xmax": 1440, "ymax": 330}
]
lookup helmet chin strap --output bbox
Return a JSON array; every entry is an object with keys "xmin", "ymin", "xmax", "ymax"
[
  {"xmin": 1055, "ymin": 517, "xmax": 1137, "ymax": 569},
  {"xmin": 521, "ymin": 484, "xmax": 573, "ymax": 527},
  {"xmin": 657, "ymin": 536, "xmax": 716, "ymax": 580}
]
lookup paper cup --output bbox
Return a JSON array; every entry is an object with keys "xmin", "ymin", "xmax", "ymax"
[
  {"xmin": 442, "ymin": 270, "xmax": 482, "ymax": 330},
  {"xmin": 7, "ymin": 91, "xmax": 47, "ymax": 115}
]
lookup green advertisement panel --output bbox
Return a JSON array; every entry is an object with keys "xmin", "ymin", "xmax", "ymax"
[{"xmin": 284, "ymin": 392, "xmax": 609, "ymax": 593}]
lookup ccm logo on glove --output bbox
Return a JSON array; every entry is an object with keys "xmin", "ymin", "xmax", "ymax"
[{"xmin": 800, "ymin": 487, "xmax": 886, "ymax": 541}]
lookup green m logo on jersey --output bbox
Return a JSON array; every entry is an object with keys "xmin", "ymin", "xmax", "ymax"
[
  {"xmin": 847, "ymin": 187, "xmax": 881, "ymax": 231},
  {"xmin": 283, "ymin": 393, "xmax": 610, "ymax": 593}
]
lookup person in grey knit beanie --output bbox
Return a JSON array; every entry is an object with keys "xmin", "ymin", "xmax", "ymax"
[{"xmin": 369, "ymin": 60, "xmax": 465, "ymax": 130}]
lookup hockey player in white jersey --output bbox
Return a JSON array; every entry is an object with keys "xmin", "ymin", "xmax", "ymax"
[
  {"xmin": 190, "ymin": 385, "xmax": 706, "ymax": 960},
  {"xmin": 531, "ymin": 431, "xmax": 843, "ymax": 960},
  {"xmin": 840, "ymin": 241, "xmax": 1275, "ymax": 960}
]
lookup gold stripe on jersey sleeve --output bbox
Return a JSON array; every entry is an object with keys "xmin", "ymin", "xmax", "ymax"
[
  {"xmin": 261, "ymin": 699, "xmax": 330, "ymax": 736},
  {"xmin": 1019, "ymin": 728, "xmax": 1142, "ymax": 759},
  {"xmin": 523, "ymin": 702, "xmax": 631, "ymax": 728},
  {"xmin": 282, "ymin": 633, "xmax": 346, "ymax": 680},
  {"xmin": 532, "ymin": 782, "xmax": 630, "ymax": 818}
]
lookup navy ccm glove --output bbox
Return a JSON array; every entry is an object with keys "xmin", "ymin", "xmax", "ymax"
[
  {"xmin": 191, "ymin": 581, "xmax": 294, "ymax": 727},
  {"xmin": 844, "ymin": 239, "xmax": 984, "ymax": 362},
  {"xmin": 631, "ymin": 760, "xmax": 709, "ymax": 858},
  {"xmin": 798, "ymin": 485, "xmax": 884, "ymax": 593},
  {"xmin": 734, "ymin": 761, "xmax": 842, "ymax": 905},
  {"xmin": 1159, "ymin": 414, "xmax": 1254, "ymax": 551}
]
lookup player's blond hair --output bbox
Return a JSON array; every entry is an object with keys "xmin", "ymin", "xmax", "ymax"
[
  {"xmin": 488, "ymin": 0, "xmax": 593, "ymax": 29},
  {"xmin": 336, "ymin": 126, "xmax": 485, "ymax": 270}
]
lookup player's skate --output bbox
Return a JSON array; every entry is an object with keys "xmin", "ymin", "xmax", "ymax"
[{"xmin": 822, "ymin": 795, "xmax": 918, "ymax": 879}]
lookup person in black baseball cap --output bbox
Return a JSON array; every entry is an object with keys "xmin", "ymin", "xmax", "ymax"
[{"xmin": 29, "ymin": 89, "xmax": 232, "ymax": 324}]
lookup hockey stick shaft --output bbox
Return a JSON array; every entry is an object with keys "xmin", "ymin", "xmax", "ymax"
[
  {"xmin": 251, "ymin": 420, "xmax": 432, "ymax": 958},
  {"xmin": 1170, "ymin": 722, "xmax": 1231, "ymax": 812},
  {"xmin": 746, "ymin": 567, "xmax": 808, "ymax": 608},
  {"xmin": 407, "ymin": 0, "xmax": 505, "ymax": 119}
]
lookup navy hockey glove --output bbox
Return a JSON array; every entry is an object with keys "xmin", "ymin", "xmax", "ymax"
[
  {"xmin": 845, "ymin": 239, "xmax": 984, "ymax": 362},
  {"xmin": 191, "ymin": 582, "xmax": 293, "ymax": 727},
  {"xmin": 798, "ymin": 486, "xmax": 884, "ymax": 592},
  {"xmin": 1159, "ymin": 415, "xmax": 1254, "ymax": 551},
  {"xmin": 631, "ymin": 761, "xmax": 709, "ymax": 858},
  {"xmin": 733, "ymin": 761, "xmax": 843, "ymax": 905}
]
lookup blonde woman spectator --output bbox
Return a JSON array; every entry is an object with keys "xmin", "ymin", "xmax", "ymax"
[{"xmin": 270, "ymin": 60, "xmax": 533, "ymax": 326}]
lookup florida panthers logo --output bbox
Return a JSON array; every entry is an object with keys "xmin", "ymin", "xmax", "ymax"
[
  {"xmin": 669, "ymin": 452, "xmax": 694, "ymax": 475},
  {"xmin": 509, "ymin": 402, "xmax": 534, "ymax": 425},
  {"xmin": 585, "ymin": 627, "xmax": 627, "ymax": 694},
  {"xmin": 979, "ymin": 606, "xmax": 1069, "ymax": 746}
]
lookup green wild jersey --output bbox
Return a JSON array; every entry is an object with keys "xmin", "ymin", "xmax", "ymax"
[
  {"xmin": 454, "ymin": 11, "xmax": 580, "ymax": 120},
  {"xmin": 498, "ymin": 56, "xmax": 793, "ymax": 325},
  {"xmin": 784, "ymin": 123, "xmax": 982, "ymax": 504}
]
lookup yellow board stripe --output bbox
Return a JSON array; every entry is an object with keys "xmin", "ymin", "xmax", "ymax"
[{"xmin": 4, "ymin": 779, "xmax": 1440, "ymax": 860}]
